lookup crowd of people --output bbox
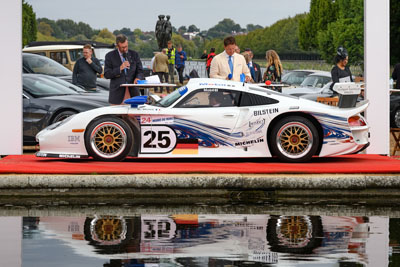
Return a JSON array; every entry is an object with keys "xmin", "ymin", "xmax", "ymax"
[{"xmin": 72, "ymin": 33, "xmax": 368, "ymax": 105}]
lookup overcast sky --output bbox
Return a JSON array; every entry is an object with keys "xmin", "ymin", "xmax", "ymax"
[{"xmin": 26, "ymin": 0, "xmax": 311, "ymax": 32}]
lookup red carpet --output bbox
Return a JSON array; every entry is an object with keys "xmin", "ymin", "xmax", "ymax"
[{"xmin": 0, "ymin": 154, "xmax": 400, "ymax": 174}]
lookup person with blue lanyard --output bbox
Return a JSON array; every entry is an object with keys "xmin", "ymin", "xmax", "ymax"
[{"xmin": 209, "ymin": 36, "xmax": 251, "ymax": 82}]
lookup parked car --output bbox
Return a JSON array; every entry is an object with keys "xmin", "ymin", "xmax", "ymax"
[
  {"xmin": 23, "ymin": 45, "xmax": 84, "ymax": 71},
  {"xmin": 36, "ymin": 78, "xmax": 369, "ymax": 163},
  {"xmin": 282, "ymin": 72, "xmax": 332, "ymax": 97},
  {"xmin": 281, "ymin": 70, "xmax": 317, "ymax": 87},
  {"xmin": 23, "ymin": 74, "xmax": 109, "ymax": 145},
  {"xmin": 24, "ymin": 41, "xmax": 115, "ymax": 70},
  {"xmin": 22, "ymin": 53, "xmax": 110, "ymax": 90},
  {"xmin": 32, "ymin": 74, "xmax": 109, "ymax": 96}
]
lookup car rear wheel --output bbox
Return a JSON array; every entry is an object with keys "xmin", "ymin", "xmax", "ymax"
[
  {"xmin": 269, "ymin": 116, "xmax": 319, "ymax": 163},
  {"xmin": 85, "ymin": 117, "xmax": 133, "ymax": 161}
]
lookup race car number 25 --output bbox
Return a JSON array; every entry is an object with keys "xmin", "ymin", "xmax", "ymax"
[{"xmin": 140, "ymin": 126, "xmax": 177, "ymax": 153}]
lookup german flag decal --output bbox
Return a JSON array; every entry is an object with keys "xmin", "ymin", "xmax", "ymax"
[{"xmin": 172, "ymin": 139, "xmax": 198, "ymax": 154}]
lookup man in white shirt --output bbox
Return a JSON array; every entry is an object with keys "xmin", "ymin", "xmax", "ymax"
[{"xmin": 209, "ymin": 36, "xmax": 251, "ymax": 82}]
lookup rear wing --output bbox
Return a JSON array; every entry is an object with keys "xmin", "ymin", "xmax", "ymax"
[{"xmin": 333, "ymin": 82, "xmax": 363, "ymax": 108}]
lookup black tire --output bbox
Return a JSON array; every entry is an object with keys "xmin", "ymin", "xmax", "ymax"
[
  {"xmin": 269, "ymin": 116, "xmax": 319, "ymax": 163},
  {"xmin": 84, "ymin": 116, "xmax": 133, "ymax": 161},
  {"xmin": 51, "ymin": 110, "xmax": 77, "ymax": 124},
  {"xmin": 267, "ymin": 215, "xmax": 323, "ymax": 254},
  {"xmin": 393, "ymin": 108, "xmax": 400, "ymax": 128}
]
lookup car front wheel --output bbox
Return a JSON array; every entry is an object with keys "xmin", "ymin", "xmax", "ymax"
[
  {"xmin": 269, "ymin": 116, "xmax": 319, "ymax": 163},
  {"xmin": 85, "ymin": 117, "xmax": 133, "ymax": 161}
]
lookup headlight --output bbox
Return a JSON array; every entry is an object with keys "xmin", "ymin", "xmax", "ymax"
[{"xmin": 45, "ymin": 114, "xmax": 76, "ymax": 131}]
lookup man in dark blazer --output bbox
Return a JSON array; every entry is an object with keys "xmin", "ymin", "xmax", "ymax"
[
  {"xmin": 104, "ymin": 34, "xmax": 144, "ymax": 104},
  {"xmin": 247, "ymin": 49, "xmax": 262, "ymax": 83}
]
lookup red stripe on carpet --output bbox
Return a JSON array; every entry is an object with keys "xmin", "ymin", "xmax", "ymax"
[{"xmin": 0, "ymin": 154, "xmax": 400, "ymax": 174}]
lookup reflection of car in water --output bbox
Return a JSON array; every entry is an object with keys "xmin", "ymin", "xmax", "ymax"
[{"xmin": 28, "ymin": 214, "xmax": 369, "ymax": 265}]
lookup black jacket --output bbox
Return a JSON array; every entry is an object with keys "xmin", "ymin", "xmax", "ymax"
[
  {"xmin": 252, "ymin": 62, "xmax": 262, "ymax": 83},
  {"xmin": 72, "ymin": 57, "xmax": 102, "ymax": 89},
  {"xmin": 330, "ymin": 65, "xmax": 353, "ymax": 90},
  {"xmin": 104, "ymin": 49, "xmax": 144, "ymax": 104}
]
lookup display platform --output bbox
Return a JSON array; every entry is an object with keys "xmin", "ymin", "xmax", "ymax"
[{"xmin": 0, "ymin": 154, "xmax": 399, "ymax": 174}]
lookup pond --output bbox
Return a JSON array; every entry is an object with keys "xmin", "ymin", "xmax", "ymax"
[{"xmin": 1, "ymin": 194, "xmax": 399, "ymax": 266}]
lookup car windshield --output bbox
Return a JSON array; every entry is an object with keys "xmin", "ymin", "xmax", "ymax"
[
  {"xmin": 154, "ymin": 87, "xmax": 185, "ymax": 107},
  {"xmin": 94, "ymin": 48, "xmax": 114, "ymax": 61},
  {"xmin": 23, "ymin": 76, "xmax": 79, "ymax": 97},
  {"xmin": 300, "ymin": 75, "xmax": 331, "ymax": 88},
  {"xmin": 40, "ymin": 75, "xmax": 86, "ymax": 93},
  {"xmin": 23, "ymin": 54, "xmax": 72, "ymax": 76},
  {"xmin": 282, "ymin": 71, "xmax": 313, "ymax": 85}
]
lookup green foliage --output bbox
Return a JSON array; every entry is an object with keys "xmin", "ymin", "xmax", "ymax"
[
  {"xmin": 234, "ymin": 14, "xmax": 306, "ymax": 58},
  {"xmin": 298, "ymin": 0, "xmax": 336, "ymax": 51},
  {"xmin": 92, "ymin": 28, "xmax": 115, "ymax": 44},
  {"xmin": 391, "ymin": 0, "xmax": 400, "ymax": 64},
  {"xmin": 36, "ymin": 31, "xmax": 58, "ymax": 42},
  {"xmin": 171, "ymin": 34, "xmax": 196, "ymax": 58},
  {"xmin": 207, "ymin": 18, "xmax": 244, "ymax": 39},
  {"xmin": 299, "ymin": 0, "xmax": 363, "ymax": 65},
  {"xmin": 22, "ymin": 0, "xmax": 37, "ymax": 47},
  {"xmin": 37, "ymin": 21, "xmax": 53, "ymax": 36},
  {"xmin": 37, "ymin": 18, "xmax": 65, "ymax": 39},
  {"xmin": 246, "ymin": 24, "xmax": 263, "ymax": 32},
  {"xmin": 187, "ymin": 25, "xmax": 200, "ymax": 33}
]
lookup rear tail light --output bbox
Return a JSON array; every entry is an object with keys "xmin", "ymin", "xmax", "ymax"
[{"xmin": 348, "ymin": 115, "xmax": 366, "ymax": 126}]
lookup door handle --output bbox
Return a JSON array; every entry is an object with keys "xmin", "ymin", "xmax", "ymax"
[{"xmin": 223, "ymin": 113, "xmax": 237, "ymax": 118}]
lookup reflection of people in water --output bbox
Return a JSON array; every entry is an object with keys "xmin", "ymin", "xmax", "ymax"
[{"xmin": 209, "ymin": 92, "xmax": 224, "ymax": 107}]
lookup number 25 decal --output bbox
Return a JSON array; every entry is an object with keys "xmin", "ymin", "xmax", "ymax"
[{"xmin": 140, "ymin": 126, "xmax": 177, "ymax": 153}]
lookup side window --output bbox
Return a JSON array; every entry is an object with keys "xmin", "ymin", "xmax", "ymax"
[
  {"xmin": 32, "ymin": 52, "xmax": 46, "ymax": 56},
  {"xmin": 50, "ymin": 52, "xmax": 68, "ymax": 65},
  {"xmin": 69, "ymin": 49, "xmax": 83, "ymax": 62},
  {"xmin": 175, "ymin": 89, "xmax": 240, "ymax": 108},
  {"xmin": 239, "ymin": 92, "xmax": 279, "ymax": 107}
]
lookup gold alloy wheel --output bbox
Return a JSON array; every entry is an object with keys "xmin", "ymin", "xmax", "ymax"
[
  {"xmin": 90, "ymin": 216, "xmax": 128, "ymax": 245},
  {"xmin": 276, "ymin": 122, "xmax": 313, "ymax": 159},
  {"xmin": 90, "ymin": 122, "xmax": 127, "ymax": 158},
  {"xmin": 95, "ymin": 217, "xmax": 123, "ymax": 241},
  {"xmin": 277, "ymin": 216, "xmax": 312, "ymax": 248}
]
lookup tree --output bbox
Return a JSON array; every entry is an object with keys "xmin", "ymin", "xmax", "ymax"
[
  {"xmin": 246, "ymin": 24, "xmax": 263, "ymax": 32},
  {"xmin": 56, "ymin": 19, "xmax": 80, "ymax": 39},
  {"xmin": 92, "ymin": 28, "xmax": 115, "ymax": 44},
  {"xmin": 22, "ymin": 0, "xmax": 37, "ymax": 46},
  {"xmin": 317, "ymin": 0, "xmax": 363, "ymax": 65},
  {"xmin": 207, "ymin": 18, "xmax": 244, "ymax": 39},
  {"xmin": 187, "ymin": 24, "xmax": 200, "ymax": 33},
  {"xmin": 37, "ymin": 21, "xmax": 53, "ymax": 36},
  {"xmin": 37, "ymin": 18, "xmax": 65, "ymax": 39},
  {"xmin": 178, "ymin": 26, "xmax": 187, "ymax": 35},
  {"xmin": 298, "ymin": 0, "xmax": 336, "ymax": 51}
]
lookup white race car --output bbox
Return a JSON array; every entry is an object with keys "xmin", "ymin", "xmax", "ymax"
[{"xmin": 36, "ymin": 78, "xmax": 369, "ymax": 163}]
